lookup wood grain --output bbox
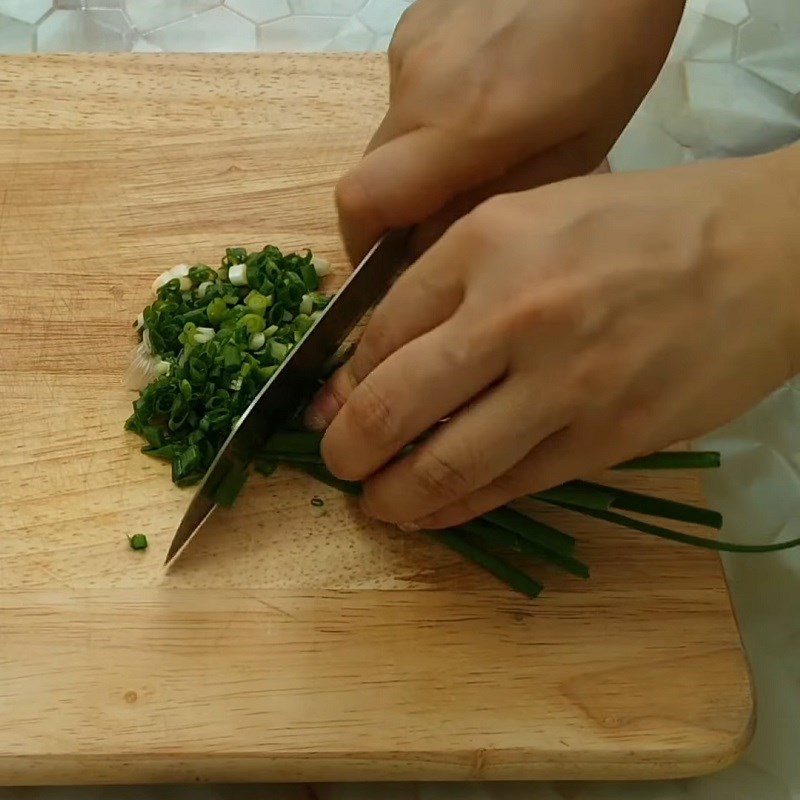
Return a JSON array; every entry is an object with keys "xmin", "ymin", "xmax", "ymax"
[{"xmin": 0, "ymin": 55, "xmax": 753, "ymax": 785}]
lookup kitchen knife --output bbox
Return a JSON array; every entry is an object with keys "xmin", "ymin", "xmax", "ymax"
[{"xmin": 164, "ymin": 228, "xmax": 411, "ymax": 566}]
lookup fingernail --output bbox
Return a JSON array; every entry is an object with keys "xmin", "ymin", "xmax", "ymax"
[
  {"xmin": 304, "ymin": 388, "xmax": 339, "ymax": 431},
  {"xmin": 397, "ymin": 521, "xmax": 421, "ymax": 533},
  {"xmin": 305, "ymin": 410, "xmax": 327, "ymax": 432}
]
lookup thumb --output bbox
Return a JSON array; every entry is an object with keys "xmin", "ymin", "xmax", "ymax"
[{"xmin": 335, "ymin": 125, "xmax": 513, "ymax": 264}]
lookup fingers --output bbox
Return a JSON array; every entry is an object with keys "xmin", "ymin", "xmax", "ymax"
[
  {"xmin": 359, "ymin": 376, "xmax": 573, "ymax": 524},
  {"xmin": 411, "ymin": 134, "xmax": 609, "ymax": 256},
  {"xmin": 320, "ymin": 316, "xmax": 507, "ymax": 482},
  {"xmin": 414, "ymin": 425, "xmax": 618, "ymax": 530},
  {"xmin": 363, "ymin": 106, "xmax": 408, "ymax": 156},
  {"xmin": 335, "ymin": 125, "xmax": 511, "ymax": 264},
  {"xmin": 304, "ymin": 230, "xmax": 466, "ymax": 431}
]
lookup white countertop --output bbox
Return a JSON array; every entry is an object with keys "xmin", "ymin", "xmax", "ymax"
[{"xmin": 0, "ymin": 2, "xmax": 797, "ymax": 798}]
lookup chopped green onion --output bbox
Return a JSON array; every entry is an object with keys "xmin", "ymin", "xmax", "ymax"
[
  {"xmin": 249, "ymin": 332, "xmax": 266, "ymax": 350},
  {"xmin": 270, "ymin": 340, "xmax": 288, "ymax": 361},
  {"xmin": 223, "ymin": 343, "xmax": 242, "ymax": 369},
  {"xmin": 228, "ymin": 263, "xmax": 248, "ymax": 286},
  {"xmin": 245, "ymin": 290, "xmax": 272, "ymax": 314},
  {"xmin": 300, "ymin": 262, "xmax": 319, "ymax": 291},
  {"xmin": 207, "ymin": 298, "xmax": 226, "ymax": 325},
  {"xmin": 299, "ymin": 293, "xmax": 313, "ymax": 315},
  {"xmin": 225, "ymin": 247, "xmax": 247, "ymax": 264},
  {"xmin": 128, "ymin": 245, "xmax": 336, "ymax": 494},
  {"xmin": 312, "ymin": 256, "xmax": 331, "ymax": 277},
  {"xmin": 128, "ymin": 533, "xmax": 148, "ymax": 551},
  {"xmin": 310, "ymin": 495, "xmax": 326, "ymax": 517},
  {"xmin": 240, "ymin": 313, "xmax": 266, "ymax": 334},
  {"xmin": 194, "ymin": 326, "xmax": 215, "ymax": 344}
]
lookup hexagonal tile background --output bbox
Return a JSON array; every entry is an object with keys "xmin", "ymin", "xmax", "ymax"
[
  {"xmin": 611, "ymin": 0, "xmax": 800, "ymax": 170},
  {"xmin": 0, "ymin": 0, "xmax": 412, "ymax": 53},
  {"xmin": 0, "ymin": 0, "xmax": 797, "ymax": 166}
]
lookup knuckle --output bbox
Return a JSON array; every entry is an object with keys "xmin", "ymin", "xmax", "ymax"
[
  {"xmin": 357, "ymin": 311, "xmax": 394, "ymax": 371},
  {"xmin": 328, "ymin": 366, "xmax": 357, "ymax": 409},
  {"xmin": 437, "ymin": 322, "xmax": 495, "ymax": 373},
  {"xmin": 438, "ymin": 337, "xmax": 473, "ymax": 373},
  {"xmin": 348, "ymin": 376, "xmax": 397, "ymax": 444},
  {"xmin": 455, "ymin": 197, "xmax": 511, "ymax": 254},
  {"xmin": 541, "ymin": 283, "xmax": 587, "ymax": 328},
  {"xmin": 387, "ymin": 25, "xmax": 408, "ymax": 67},
  {"xmin": 456, "ymin": 79, "xmax": 505, "ymax": 143},
  {"xmin": 569, "ymin": 357, "xmax": 608, "ymax": 400},
  {"xmin": 410, "ymin": 448, "xmax": 474, "ymax": 504},
  {"xmin": 501, "ymin": 278, "xmax": 590, "ymax": 343},
  {"xmin": 392, "ymin": 46, "xmax": 430, "ymax": 97}
]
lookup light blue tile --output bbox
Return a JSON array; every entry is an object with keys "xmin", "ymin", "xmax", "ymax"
[
  {"xmin": 37, "ymin": 9, "xmax": 133, "ymax": 52},
  {"xmin": 0, "ymin": 0, "xmax": 51, "ymax": 24},
  {"xmin": 226, "ymin": 0, "xmax": 290, "ymax": 24},
  {"xmin": 258, "ymin": 13, "xmax": 343, "ymax": 51},
  {"xmin": 125, "ymin": 0, "xmax": 220, "ymax": 33},
  {"xmin": 289, "ymin": 0, "xmax": 366, "ymax": 15},
  {"xmin": 0, "ymin": 13, "xmax": 35, "ymax": 52},
  {"xmin": 146, "ymin": 5, "xmax": 257, "ymax": 52},
  {"xmin": 358, "ymin": 0, "xmax": 409, "ymax": 35}
]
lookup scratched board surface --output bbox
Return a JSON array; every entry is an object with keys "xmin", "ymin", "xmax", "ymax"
[{"xmin": 0, "ymin": 55, "xmax": 752, "ymax": 785}]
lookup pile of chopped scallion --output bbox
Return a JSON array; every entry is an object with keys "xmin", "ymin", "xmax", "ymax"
[
  {"xmin": 125, "ymin": 245, "xmax": 330, "ymax": 486},
  {"xmin": 126, "ymin": 246, "xmax": 800, "ymax": 597}
]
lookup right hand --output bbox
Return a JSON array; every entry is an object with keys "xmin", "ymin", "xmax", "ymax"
[{"xmin": 336, "ymin": 0, "xmax": 686, "ymax": 262}]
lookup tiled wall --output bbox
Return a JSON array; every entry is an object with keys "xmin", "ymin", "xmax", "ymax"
[{"xmin": 0, "ymin": 0, "xmax": 412, "ymax": 53}]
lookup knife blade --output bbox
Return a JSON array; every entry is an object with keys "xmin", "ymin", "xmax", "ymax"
[{"xmin": 164, "ymin": 228, "xmax": 411, "ymax": 566}]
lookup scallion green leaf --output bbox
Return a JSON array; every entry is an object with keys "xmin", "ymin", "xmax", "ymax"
[
  {"xmin": 615, "ymin": 451, "xmax": 721, "ymax": 470},
  {"xmin": 553, "ymin": 502, "xmax": 800, "ymax": 554},
  {"xmin": 431, "ymin": 530, "xmax": 543, "ymax": 599}
]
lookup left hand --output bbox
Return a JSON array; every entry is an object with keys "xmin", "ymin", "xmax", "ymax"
[{"xmin": 306, "ymin": 149, "xmax": 800, "ymax": 529}]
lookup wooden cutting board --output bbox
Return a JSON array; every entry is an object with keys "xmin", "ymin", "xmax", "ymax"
[{"xmin": 0, "ymin": 55, "xmax": 753, "ymax": 785}]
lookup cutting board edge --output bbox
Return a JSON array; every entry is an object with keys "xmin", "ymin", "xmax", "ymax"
[{"xmin": 0, "ymin": 719, "xmax": 756, "ymax": 785}]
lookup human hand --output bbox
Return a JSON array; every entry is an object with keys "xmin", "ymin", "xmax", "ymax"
[
  {"xmin": 336, "ymin": 0, "xmax": 686, "ymax": 262},
  {"xmin": 308, "ymin": 150, "xmax": 800, "ymax": 529}
]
